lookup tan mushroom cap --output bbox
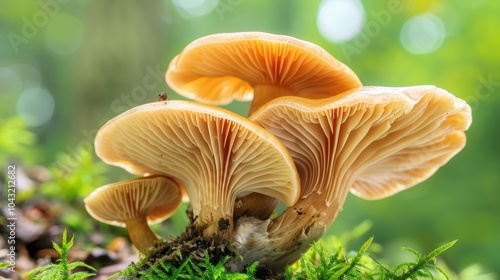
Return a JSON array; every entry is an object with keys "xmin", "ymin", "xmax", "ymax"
[
  {"xmin": 166, "ymin": 32, "xmax": 362, "ymax": 115},
  {"xmin": 94, "ymin": 100, "xmax": 300, "ymax": 238},
  {"xmin": 248, "ymin": 85, "xmax": 471, "ymax": 269},
  {"xmin": 84, "ymin": 175, "xmax": 182, "ymax": 250}
]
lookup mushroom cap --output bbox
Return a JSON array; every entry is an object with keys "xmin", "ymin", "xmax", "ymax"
[
  {"xmin": 94, "ymin": 100, "xmax": 300, "ymax": 224},
  {"xmin": 166, "ymin": 32, "xmax": 362, "ymax": 106},
  {"xmin": 84, "ymin": 175, "xmax": 183, "ymax": 227},
  {"xmin": 250, "ymin": 85, "xmax": 472, "ymax": 201}
]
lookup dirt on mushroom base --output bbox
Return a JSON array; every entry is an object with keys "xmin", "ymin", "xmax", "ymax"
[{"xmin": 129, "ymin": 208, "xmax": 284, "ymax": 279}]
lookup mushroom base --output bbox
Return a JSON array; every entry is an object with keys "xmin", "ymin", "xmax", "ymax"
[
  {"xmin": 130, "ymin": 208, "xmax": 284, "ymax": 279},
  {"xmin": 231, "ymin": 204, "xmax": 327, "ymax": 272}
]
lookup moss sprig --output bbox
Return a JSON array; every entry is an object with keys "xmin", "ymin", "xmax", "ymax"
[{"xmin": 23, "ymin": 229, "xmax": 96, "ymax": 280}]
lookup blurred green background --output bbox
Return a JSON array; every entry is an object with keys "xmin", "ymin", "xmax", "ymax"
[{"xmin": 1, "ymin": 0, "xmax": 499, "ymax": 277}]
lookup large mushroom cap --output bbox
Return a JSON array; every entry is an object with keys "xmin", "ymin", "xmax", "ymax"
[
  {"xmin": 251, "ymin": 85, "xmax": 471, "ymax": 202},
  {"xmin": 349, "ymin": 86, "xmax": 472, "ymax": 199},
  {"xmin": 247, "ymin": 85, "xmax": 471, "ymax": 269},
  {"xmin": 166, "ymin": 32, "xmax": 362, "ymax": 114},
  {"xmin": 94, "ymin": 100, "xmax": 300, "ymax": 237},
  {"xmin": 84, "ymin": 175, "xmax": 182, "ymax": 227}
]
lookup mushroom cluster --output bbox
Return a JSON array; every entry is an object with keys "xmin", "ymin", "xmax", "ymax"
[{"xmin": 86, "ymin": 32, "xmax": 472, "ymax": 272}]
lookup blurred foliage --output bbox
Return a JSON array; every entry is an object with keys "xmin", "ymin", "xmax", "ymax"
[
  {"xmin": 1, "ymin": 0, "xmax": 499, "ymax": 276},
  {"xmin": 0, "ymin": 117, "xmax": 37, "ymax": 164},
  {"xmin": 41, "ymin": 148, "xmax": 108, "ymax": 203}
]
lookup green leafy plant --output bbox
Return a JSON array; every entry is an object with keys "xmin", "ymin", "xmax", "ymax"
[
  {"xmin": 23, "ymin": 229, "xmax": 96, "ymax": 280},
  {"xmin": 287, "ymin": 237, "xmax": 458, "ymax": 280},
  {"xmin": 115, "ymin": 251, "xmax": 257, "ymax": 279},
  {"xmin": 287, "ymin": 236, "xmax": 381, "ymax": 279},
  {"xmin": 391, "ymin": 240, "xmax": 456, "ymax": 280}
]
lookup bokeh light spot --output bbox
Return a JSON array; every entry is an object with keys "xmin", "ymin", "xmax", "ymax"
[
  {"xmin": 400, "ymin": 13, "xmax": 446, "ymax": 55},
  {"xmin": 45, "ymin": 13, "xmax": 84, "ymax": 55},
  {"xmin": 172, "ymin": 0, "xmax": 218, "ymax": 19},
  {"xmin": 16, "ymin": 87, "xmax": 55, "ymax": 127},
  {"xmin": 317, "ymin": 0, "xmax": 365, "ymax": 43}
]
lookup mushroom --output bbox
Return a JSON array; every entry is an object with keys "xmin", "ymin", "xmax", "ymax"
[
  {"xmin": 94, "ymin": 100, "xmax": 300, "ymax": 239},
  {"xmin": 84, "ymin": 175, "xmax": 183, "ymax": 251},
  {"xmin": 166, "ymin": 31, "xmax": 362, "ymax": 115},
  {"xmin": 166, "ymin": 31, "xmax": 361, "ymax": 221},
  {"xmin": 239, "ymin": 85, "xmax": 471, "ymax": 269}
]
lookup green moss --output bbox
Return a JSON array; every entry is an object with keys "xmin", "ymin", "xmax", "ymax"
[
  {"xmin": 115, "ymin": 235, "xmax": 456, "ymax": 279},
  {"xmin": 23, "ymin": 229, "xmax": 96, "ymax": 280}
]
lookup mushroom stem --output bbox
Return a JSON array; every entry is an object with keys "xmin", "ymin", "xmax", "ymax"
[
  {"xmin": 270, "ymin": 181, "xmax": 352, "ymax": 234},
  {"xmin": 255, "ymin": 180, "xmax": 349, "ymax": 270},
  {"xmin": 234, "ymin": 193, "xmax": 279, "ymax": 220},
  {"xmin": 232, "ymin": 203, "xmax": 328, "ymax": 272},
  {"xmin": 124, "ymin": 216, "xmax": 160, "ymax": 251},
  {"xmin": 198, "ymin": 205, "xmax": 234, "ymax": 239},
  {"xmin": 249, "ymin": 85, "xmax": 294, "ymax": 115}
]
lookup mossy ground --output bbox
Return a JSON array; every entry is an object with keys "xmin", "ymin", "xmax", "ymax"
[{"xmin": 129, "ymin": 209, "xmax": 283, "ymax": 279}]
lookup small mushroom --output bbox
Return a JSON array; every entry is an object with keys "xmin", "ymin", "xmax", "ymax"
[
  {"xmin": 94, "ymin": 100, "xmax": 300, "ymax": 239},
  {"xmin": 242, "ymin": 85, "xmax": 471, "ymax": 269},
  {"xmin": 166, "ymin": 32, "xmax": 362, "ymax": 115},
  {"xmin": 84, "ymin": 175, "xmax": 183, "ymax": 251}
]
